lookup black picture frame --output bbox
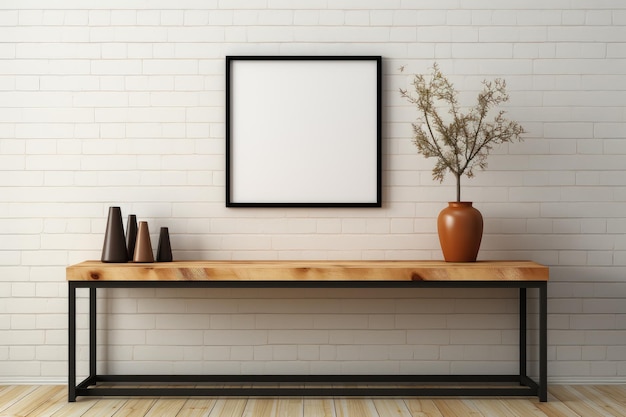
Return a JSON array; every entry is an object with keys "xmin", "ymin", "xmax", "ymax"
[{"xmin": 226, "ymin": 56, "xmax": 382, "ymax": 208}]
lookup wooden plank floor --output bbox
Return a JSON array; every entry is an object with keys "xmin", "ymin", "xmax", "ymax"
[{"xmin": 0, "ymin": 385, "xmax": 625, "ymax": 417}]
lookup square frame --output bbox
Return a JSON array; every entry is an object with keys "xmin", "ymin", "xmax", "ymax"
[{"xmin": 226, "ymin": 56, "xmax": 382, "ymax": 207}]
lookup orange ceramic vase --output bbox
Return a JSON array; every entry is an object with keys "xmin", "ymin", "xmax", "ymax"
[{"xmin": 437, "ymin": 202, "xmax": 483, "ymax": 262}]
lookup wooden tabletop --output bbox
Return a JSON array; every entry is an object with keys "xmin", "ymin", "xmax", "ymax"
[{"xmin": 66, "ymin": 260, "xmax": 549, "ymax": 282}]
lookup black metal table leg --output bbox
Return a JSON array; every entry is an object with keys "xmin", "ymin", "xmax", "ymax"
[
  {"xmin": 519, "ymin": 287, "xmax": 527, "ymax": 382},
  {"xmin": 90, "ymin": 288, "xmax": 97, "ymax": 381},
  {"xmin": 68, "ymin": 283, "xmax": 76, "ymax": 402},
  {"xmin": 539, "ymin": 282, "xmax": 548, "ymax": 402}
]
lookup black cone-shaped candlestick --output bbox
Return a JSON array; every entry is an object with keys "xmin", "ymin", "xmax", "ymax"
[
  {"xmin": 101, "ymin": 206, "xmax": 128, "ymax": 263},
  {"xmin": 126, "ymin": 214, "xmax": 137, "ymax": 261},
  {"xmin": 156, "ymin": 227, "xmax": 173, "ymax": 262}
]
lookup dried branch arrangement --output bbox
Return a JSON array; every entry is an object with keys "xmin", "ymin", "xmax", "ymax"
[{"xmin": 400, "ymin": 63, "xmax": 525, "ymax": 202}]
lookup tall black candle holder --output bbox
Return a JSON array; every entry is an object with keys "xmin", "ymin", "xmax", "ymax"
[{"xmin": 101, "ymin": 206, "xmax": 128, "ymax": 263}]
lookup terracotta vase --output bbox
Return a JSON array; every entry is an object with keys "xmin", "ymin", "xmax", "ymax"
[
  {"xmin": 101, "ymin": 206, "xmax": 128, "ymax": 263},
  {"xmin": 156, "ymin": 227, "xmax": 173, "ymax": 262},
  {"xmin": 133, "ymin": 221, "xmax": 154, "ymax": 263},
  {"xmin": 437, "ymin": 202, "xmax": 483, "ymax": 262}
]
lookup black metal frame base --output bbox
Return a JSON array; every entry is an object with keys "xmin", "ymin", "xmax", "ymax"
[{"xmin": 68, "ymin": 280, "xmax": 548, "ymax": 402}]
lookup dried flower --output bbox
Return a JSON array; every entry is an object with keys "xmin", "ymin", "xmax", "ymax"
[{"xmin": 400, "ymin": 63, "xmax": 525, "ymax": 202}]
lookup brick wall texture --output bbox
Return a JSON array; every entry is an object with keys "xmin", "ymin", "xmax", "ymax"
[{"xmin": 1, "ymin": 0, "xmax": 626, "ymax": 382}]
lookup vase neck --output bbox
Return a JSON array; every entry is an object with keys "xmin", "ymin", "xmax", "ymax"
[{"xmin": 448, "ymin": 201, "xmax": 473, "ymax": 208}]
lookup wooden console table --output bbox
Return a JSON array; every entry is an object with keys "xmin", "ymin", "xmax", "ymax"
[{"xmin": 67, "ymin": 260, "xmax": 549, "ymax": 402}]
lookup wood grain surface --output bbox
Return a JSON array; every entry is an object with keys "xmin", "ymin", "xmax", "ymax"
[
  {"xmin": 1, "ymin": 385, "xmax": 624, "ymax": 417},
  {"xmin": 67, "ymin": 260, "xmax": 548, "ymax": 282}
]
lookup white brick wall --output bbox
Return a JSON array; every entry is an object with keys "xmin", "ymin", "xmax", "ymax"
[{"xmin": 1, "ymin": 0, "xmax": 626, "ymax": 383}]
